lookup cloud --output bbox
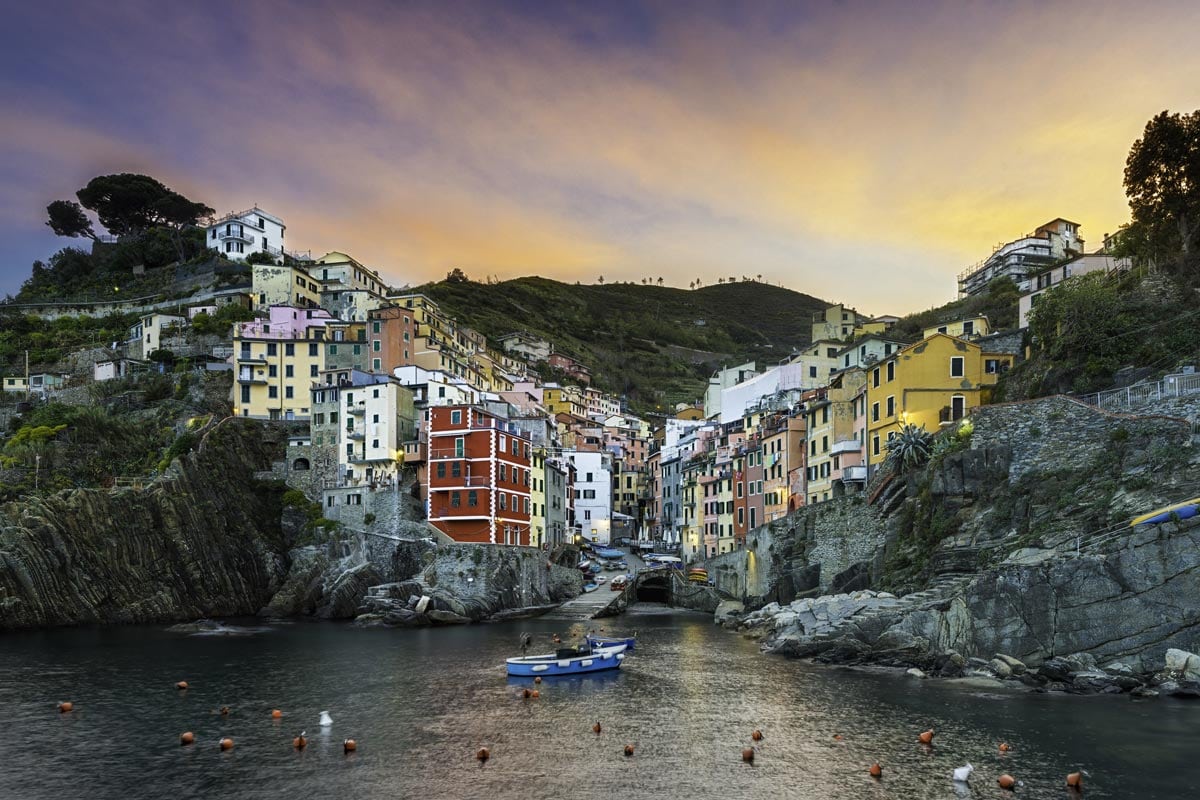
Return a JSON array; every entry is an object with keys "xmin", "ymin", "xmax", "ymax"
[{"xmin": 2, "ymin": 0, "xmax": 1200, "ymax": 312}]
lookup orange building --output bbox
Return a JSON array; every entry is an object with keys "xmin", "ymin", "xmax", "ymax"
[
  {"xmin": 425, "ymin": 405, "xmax": 532, "ymax": 545},
  {"xmin": 367, "ymin": 306, "xmax": 417, "ymax": 374}
]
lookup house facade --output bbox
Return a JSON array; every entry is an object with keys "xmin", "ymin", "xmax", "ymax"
[
  {"xmin": 206, "ymin": 207, "xmax": 286, "ymax": 261},
  {"xmin": 232, "ymin": 306, "xmax": 335, "ymax": 420}
]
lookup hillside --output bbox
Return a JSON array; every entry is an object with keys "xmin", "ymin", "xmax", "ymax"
[{"xmin": 420, "ymin": 277, "xmax": 831, "ymax": 411}]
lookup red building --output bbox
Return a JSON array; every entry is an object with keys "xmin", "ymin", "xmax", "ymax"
[{"xmin": 425, "ymin": 405, "xmax": 532, "ymax": 545}]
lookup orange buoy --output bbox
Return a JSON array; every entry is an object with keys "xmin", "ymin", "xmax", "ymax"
[
  {"xmin": 742, "ymin": 747, "xmax": 755, "ymax": 763},
  {"xmin": 220, "ymin": 706, "xmax": 231, "ymax": 716},
  {"xmin": 531, "ymin": 689, "xmax": 540, "ymax": 698},
  {"xmin": 180, "ymin": 731, "xmax": 195, "ymax": 746},
  {"xmin": 624, "ymin": 744, "xmax": 635, "ymax": 757},
  {"xmin": 175, "ymin": 681, "xmax": 189, "ymax": 691},
  {"xmin": 476, "ymin": 747, "xmax": 490, "ymax": 762},
  {"xmin": 57, "ymin": 701, "xmax": 73, "ymax": 714},
  {"xmin": 869, "ymin": 763, "xmax": 883, "ymax": 778},
  {"xmin": 343, "ymin": 738, "xmax": 357, "ymax": 753},
  {"xmin": 293, "ymin": 732, "xmax": 308, "ymax": 750},
  {"xmin": 534, "ymin": 676, "xmax": 542, "ymax": 684},
  {"xmin": 1066, "ymin": 772, "xmax": 1083, "ymax": 789},
  {"xmin": 751, "ymin": 729, "xmax": 763, "ymax": 741},
  {"xmin": 999, "ymin": 742, "xmax": 1011, "ymax": 752},
  {"xmin": 593, "ymin": 722, "xmax": 602, "ymax": 734},
  {"xmin": 220, "ymin": 737, "xmax": 234, "ymax": 751},
  {"xmin": 998, "ymin": 774, "xmax": 1016, "ymax": 790},
  {"xmin": 833, "ymin": 734, "xmax": 844, "ymax": 741},
  {"xmin": 271, "ymin": 709, "xmax": 283, "ymax": 719},
  {"xmin": 918, "ymin": 729, "xmax": 934, "ymax": 744}
]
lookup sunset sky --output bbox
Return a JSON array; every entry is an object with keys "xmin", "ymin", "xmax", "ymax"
[{"xmin": 2, "ymin": 1, "xmax": 1198, "ymax": 313}]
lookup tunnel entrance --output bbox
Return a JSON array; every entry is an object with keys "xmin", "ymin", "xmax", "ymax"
[{"xmin": 636, "ymin": 576, "xmax": 671, "ymax": 604}]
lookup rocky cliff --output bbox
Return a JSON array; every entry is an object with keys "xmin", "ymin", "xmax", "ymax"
[
  {"xmin": 0, "ymin": 420, "xmax": 289, "ymax": 630},
  {"xmin": 716, "ymin": 396, "xmax": 1200, "ymax": 679}
]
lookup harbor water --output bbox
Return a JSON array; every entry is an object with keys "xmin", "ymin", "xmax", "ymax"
[{"xmin": 3, "ymin": 607, "xmax": 1198, "ymax": 799}]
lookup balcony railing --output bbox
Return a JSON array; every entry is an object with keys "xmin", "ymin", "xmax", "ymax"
[
  {"xmin": 429, "ymin": 447, "xmax": 466, "ymax": 460},
  {"xmin": 841, "ymin": 465, "xmax": 868, "ymax": 483},
  {"xmin": 348, "ymin": 403, "xmax": 365, "ymax": 415},
  {"xmin": 219, "ymin": 228, "xmax": 254, "ymax": 243},
  {"xmin": 346, "ymin": 429, "xmax": 365, "ymax": 440}
]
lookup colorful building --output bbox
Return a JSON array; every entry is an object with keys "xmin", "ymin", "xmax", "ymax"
[
  {"xmin": 424, "ymin": 405, "xmax": 532, "ymax": 545},
  {"xmin": 233, "ymin": 306, "xmax": 335, "ymax": 420}
]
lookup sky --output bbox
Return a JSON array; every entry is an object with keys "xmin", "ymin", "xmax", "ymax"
[{"xmin": 2, "ymin": 0, "xmax": 1198, "ymax": 314}]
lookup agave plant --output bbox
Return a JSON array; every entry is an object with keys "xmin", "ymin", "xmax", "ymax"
[{"xmin": 885, "ymin": 423, "xmax": 935, "ymax": 473}]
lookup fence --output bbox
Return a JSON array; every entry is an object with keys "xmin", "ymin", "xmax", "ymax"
[{"xmin": 1077, "ymin": 372, "xmax": 1200, "ymax": 413}]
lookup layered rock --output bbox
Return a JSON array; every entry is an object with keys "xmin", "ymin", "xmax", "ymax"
[{"xmin": 0, "ymin": 421, "xmax": 289, "ymax": 630}]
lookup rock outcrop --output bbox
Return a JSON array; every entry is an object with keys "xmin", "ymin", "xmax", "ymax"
[{"xmin": 0, "ymin": 421, "xmax": 289, "ymax": 630}]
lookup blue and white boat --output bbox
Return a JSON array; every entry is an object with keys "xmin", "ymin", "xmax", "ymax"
[
  {"xmin": 505, "ymin": 644, "xmax": 627, "ymax": 677},
  {"xmin": 586, "ymin": 634, "xmax": 636, "ymax": 651}
]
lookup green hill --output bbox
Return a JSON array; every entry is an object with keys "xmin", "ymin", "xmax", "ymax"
[{"xmin": 419, "ymin": 277, "xmax": 831, "ymax": 412}]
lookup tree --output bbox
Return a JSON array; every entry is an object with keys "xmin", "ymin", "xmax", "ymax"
[
  {"xmin": 152, "ymin": 191, "xmax": 214, "ymax": 262},
  {"xmin": 446, "ymin": 267, "xmax": 469, "ymax": 283},
  {"xmin": 1124, "ymin": 109, "xmax": 1200, "ymax": 256},
  {"xmin": 598, "ymin": 275, "xmax": 605, "ymax": 284},
  {"xmin": 46, "ymin": 200, "xmax": 97, "ymax": 241},
  {"xmin": 657, "ymin": 277, "xmax": 663, "ymax": 286},
  {"xmin": 70, "ymin": 173, "xmax": 211, "ymax": 242}
]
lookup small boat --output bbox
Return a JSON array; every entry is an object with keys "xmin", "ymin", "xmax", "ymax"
[
  {"xmin": 506, "ymin": 644, "xmax": 627, "ymax": 676},
  {"xmin": 595, "ymin": 575, "xmax": 607, "ymax": 584},
  {"xmin": 586, "ymin": 634, "xmax": 636, "ymax": 651},
  {"xmin": 610, "ymin": 575, "xmax": 628, "ymax": 591},
  {"xmin": 1130, "ymin": 496, "xmax": 1200, "ymax": 527},
  {"xmin": 583, "ymin": 583, "xmax": 599, "ymax": 593}
]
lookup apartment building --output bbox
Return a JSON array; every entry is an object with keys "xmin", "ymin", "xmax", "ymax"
[{"xmin": 233, "ymin": 306, "xmax": 335, "ymax": 420}]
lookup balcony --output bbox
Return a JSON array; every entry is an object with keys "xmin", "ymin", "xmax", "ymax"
[
  {"xmin": 219, "ymin": 227, "xmax": 255, "ymax": 243},
  {"xmin": 429, "ymin": 447, "xmax": 466, "ymax": 460},
  {"xmin": 830, "ymin": 439, "xmax": 862, "ymax": 457},
  {"xmin": 236, "ymin": 371, "xmax": 267, "ymax": 384},
  {"xmin": 841, "ymin": 465, "xmax": 868, "ymax": 483},
  {"xmin": 346, "ymin": 428, "xmax": 365, "ymax": 441},
  {"xmin": 237, "ymin": 352, "xmax": 267, "ymax": 364},
  {"xmin": 348, "ymin": 403, "xmax": 366, "ymax": 416}
]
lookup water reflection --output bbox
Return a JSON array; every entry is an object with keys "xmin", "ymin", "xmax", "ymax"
[{"xmin": 1, "ymin": 613, "xmax": 1198, "ymax": 800}]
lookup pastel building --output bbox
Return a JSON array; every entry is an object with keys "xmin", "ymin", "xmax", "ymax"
[
  {"xmin": 206, "ymin": 207, "xmax": 286, "ymax": 261},
  {"xmin": 233, "ymin": 306, "xmax": 335, "ymax": 420}
]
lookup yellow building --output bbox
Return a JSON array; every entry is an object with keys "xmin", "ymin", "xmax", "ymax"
[
  {"xmin": 805, "ymin": 368, "xmax": 866, "ymax": 504},
  {"xmin": 233, "ymin": 306, "xmax": 336, "ymax": 420},
  {"xmin": 865, "ymin": 333, "xmax": 1013, "ymax": 467},
  {"xmin": 251, "ymin": 263, "xmax": 322, "ymax": 311},
  {"xmin": 922, "ymin": 315, "xmax": 990, "ymax": 341},
  {"xmin": 543, "ymin": 384, "xmax": 586, "ymax": 417}
]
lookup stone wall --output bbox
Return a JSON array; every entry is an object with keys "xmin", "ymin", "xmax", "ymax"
[
  {"xmin": 706, "ymin": 494, "xmax": 886, "ymax": 603},
  {"xmin": 968, "ymin": 395, "xmax": 1192, "ymax": 480}
]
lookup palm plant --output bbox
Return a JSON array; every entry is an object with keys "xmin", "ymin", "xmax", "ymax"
[{"xmin": 884, "ymin": 423, "xmax": 934, "ymax": 473}]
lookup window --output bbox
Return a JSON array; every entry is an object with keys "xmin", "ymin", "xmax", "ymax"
[
  {"xmin": 267, "ymin": 343, "xmax": 277, "ymax": 357},
  {"xmin": 330, "ymin": 344, "xmax": 338, "ymax": 355},
  {"xmin": 454, "ymin": 437, "xmax": 464, "ymax": 457},
  {"xmin": 451, "ymin": 492, "xmax": 461, "ymax": 508},
  {"xmin": 583, "ymin": 489, "xmax": 596, "ymax": 499},
  {"xmin": 372, "ymin": 341, "xmax": 380, "ymax": 352},
  {"xmin": 499, "ymin": 464, "xmax": 507, "ymax": 482},
  {"xmin": 451, "ymin": 461, "xmax": 461, "ymax": 478},
  {"xmin": 937, "ymin": 326, "xmax": 948, "ymax": 334},
  {"xmin": 871, "ymin": 402, "xmax": 879, "ymax": 422},
  {"xmin": 872, "ymin": 435, "xmax": 880, "ymax": 456},
  {"xmin": 499, "ymin": 435, "xmax": 507, "ymax": 452},
  {"xmin": 436, "ymin": 463, "xmax": 445, "ymax": 478},
  {"xmin": 285, "ymin": 343, "xmax": 295, "ymax": 357},
  {"xmin": 962, "ymin": 320, "xmax": 974, "ymax": 335},
  {"xmin": 372, "ymin": 359, "xmax": 381, "ymax": 371},
  {"xmin": 285, "ymin": 365, "xmax": 294, "ymax": 378},
  {"xmin": 809, "ymin": 366, "xmax": 817, "ymax": 378},
  {"xmin": 450, "ymin": 410, "xmax": 461, "ymax": 425},
  {"xmin": 827, "ymin": 347, "xmax": 837, "ymax": 358},
  {"xmin": 372, "ymin": 321, "xmax": 381, "ymax": 334},
  {"xmin": 950, "ymin": 356, "xmax": 964, "ymax": 377},
  {"xmin": 309, "ymin": 343, "xmax": 318, "ymax": 357},
  {"xmin": 822, "ymin": 406, "xmax": 829, "ymax": 424},
  {"xmin": 285, "ymin": 387, "xmax": 293, "ymax": 399},
  {"xmin": 951, "ymin": 395, "xmax": 966, "ymax": 421},
  {"xmin": 310, "ymin": 365, "xmax": 319, "ymax": 377},
  {"xmin": 240, "ymin": 385, "xmax": 250, "ymax": 403},
  {"xmin": 985, "ymin": 358, "xmax": 1002, "ymax": 374},
  {"xmin": 468, "ymin": 490, "xmax": 478, "ymax": 507},
  {"xmin": 268, "ymin": 365, "xmax": 278, "ymax": 378},
  {"xmin": 872, "ymin": 368, "xmax": 880, "ymax": 388},
  {"xmin": 886, "ymin": 396, "xmax": 895, "ymax": 417},
  {"xmin": 886, "ymin": 361, "xmax": 894, "ymax": 381},
  {"xmin": 268, "ymin": 386, "xmax": 278, "ymax": 398},
  {"xmin": 499, "ymin": 493, "xmax": 507, "ymax": 511}
]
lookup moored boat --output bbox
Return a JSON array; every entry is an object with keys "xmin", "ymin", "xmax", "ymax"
[
  {"xmin": 505, "ymin": 644, "xmax": 627, "ymax": 676},
  {"xmin": 583, "ymin": 583, "xmax": 599, "ymax": 592},
  {"xmin": 586, "ymin": 634, "xmax": 636, "ymax": 651}
]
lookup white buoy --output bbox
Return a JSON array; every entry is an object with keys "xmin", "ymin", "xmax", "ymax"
[
  {"xmin": 953, "ymin": 764, "xmax": 974, "ymax": 783},
  {"xmin": 319, "ymin": 710, "xmax": 333, "ymax": 727}
]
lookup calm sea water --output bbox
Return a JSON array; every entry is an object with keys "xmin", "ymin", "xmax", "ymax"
[{"xmin": 3, "ymin": 607, "xmax": 1197, "ymax": 800}]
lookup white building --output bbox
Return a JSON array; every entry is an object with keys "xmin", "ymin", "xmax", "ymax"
[
  {"xmin": 566, "ymin": 449, "xmax": 613, "ymax": 545},
  {"xmin": 1018, "ymin": 252, "xmax": 1128, "ymax": 328},
  {"xmin": 719, "ymin": 347, "xmax": 839, "ymax": 423},
  {"xmin": 705, "ymin": 361, "xmax": 757, "ymax": 420},
  {"xmin": 206, "ymin": 207, "xmax": 287, "ymax": 261},
  {"xmin": 338, "ymin": 374, "xmax": 416, "ymax": 488},
  {"xmin": 959, "ymin": 218, "xmax": 1085, "ymax": 297},
  {"xmin": 393, "ymin": 365, "xmax": 478, "ymax": 408},
  {"xmin": 497, "ymin": 331, "xmax": 552, "ymax": 363},
  {"xmin": 835, "ymin": 335, "xmax": 907, "ymax": 371}
]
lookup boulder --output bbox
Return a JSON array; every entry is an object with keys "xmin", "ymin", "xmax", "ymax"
[
  {"xmin": 427, "ymin": 609, "xmax": 471, "ymax": 625},
  {"xmin": 1164, "ymin": 648, "xmax": 1200, "ymax": 681},
  {"xmin": 1038, "ymin": 657, "xmax": 1075, "ymax": 682},
  {"xmin": 830, "ymin": 562, "xmax": 871, "ymax": 594},
  {"xmin": 714, "ymin": 600, "xmax": 745, "ymax": 626},
  {"xmin": 1170, "ymin": 680, "xmax": 1200, "ymax": 698},
  {"xmin": 906, "ymin": 667, "xmax": 928, "ymax": 679},
  {"xmin": 989, "ymin": 658, "xmax": 1013, "ymax": 679},
  {"xmin": 993, "ymin": 654, "xmax": 1027, "ymax": 675},
  {"xmin": 1066, "ymin": 670, "xmax": 1118, "ymax": 694}
]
